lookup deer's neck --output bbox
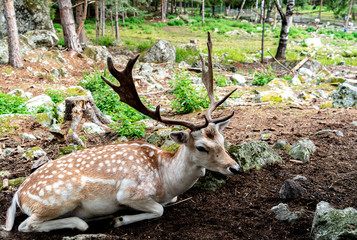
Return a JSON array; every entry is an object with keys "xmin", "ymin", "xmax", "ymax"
[{"xmin": 159, "ymin": 145, "xmax": 205, "ymax": 200}]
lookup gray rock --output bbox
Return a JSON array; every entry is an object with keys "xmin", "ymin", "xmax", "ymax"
[
  {"xmin": 289, "ymin": 138, "xmax": 316, "ymax": 163},
  {"xmin": 230, "ymin": 74, "xmax": 246, "ymax": 86},
  {"xmin": 273, "ymin": 140, "xmax": 291, "ymax": 150},
  {"xmin": 0, "ymin": 37, "xmax": 33, "ymax": 63},
  {"xmin": 22, "ymin": 30, "xmax": 58, "ymax": 49},
  {"xmin": 140, "ymin": 40, "xmax": 176, "ymax": 63},
  {"xmin": 227, "ymin": 141, "xmax": 282, "ymax": 171},
  {"xmin": 83, "ymin": 45, "xmax": 112, "ymax": 62},
  {"xmin": 25, "ymin": 94, "xmax": 54, "ymax": 113},
  {"xmin": 146, "ymin": 128, "xmax": 173, "ymax": 147},
  {"xmin": 62, "ymin": 234, "xmax": 109, "ymax": 240},
  {"xmin": 270, "ymin": 203, "xmax": 303, "ymax": 223},
  {"xmin": 279, "ymin": 179, "xmax": 307, "ymax": 200},
  {"xmin": 315, "ymin": 89, "xmax": 329, "ymax": 99},
  {"xmin": 22, "ymin": 147, "xmax": 46, "ymax": 160},
  {"xmin": 351, "ymin": 121, "xmax": 357, "ymax": 127},
  {"xmin": 32, "ymin": 156, "xmax": 51, "ymax": 170},
  {"xmin": 177, "ymin": 43, "xmax": 198, "ymax": 51},
  {"xmin": 311, "ymin": 201, "xmax": 357, "ymax": 240},
  {"xmin": 332, "ymin": 83, "xmax": 357, "ymax": 107},
  {"xmin": 271, "ymin": 59, "xmax": 323, "ymax": 74},
  {"xmin": 0, "ymin": 0, "xmax": 54, "ymax": 38},
  {"xmin": 315, "ymin": 129, "xmax": 344, "ymax": 137},
  {"xmin": 22, "ymin": 133, "xmax": 37, "ymax": 140},
  {"xmin": 82, "ymin": 123, "xmax": 105, "ymax": 134},
  {"xmin": 292, "ymin": 175, "xmax": 308, "ymax": 181},
  {"xmin": 289, "ymin": 76, "xmax": 302, "ymax": 85},
  {"xmin": 260, "ymin": 130, "xmax": 272, "ymax": 141},
  {"xmin": 32, "ymin": 112, "xmax": 55, "ymax": 128},
  {"xmin": 7, "ymin": 89, "xmax": 31, "ymax": 99},
  {"xmin": 0, "ymin": 148, "xmax": 14, "ymax": 159}
]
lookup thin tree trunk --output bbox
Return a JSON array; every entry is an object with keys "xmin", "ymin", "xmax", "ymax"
[
  {"xmin": 115, "ymin": 0, "xmax": 119, "ymax": 41},
  {"xmin": 180, "ymin": 0, "xmax": 182, "ymax": 13},
  {"xmin": 202, "ymin": 0, "xmax": 205, "ymax": 25},
  {"xmin": 274, "ymin": 0, "xmax": 295, "ymax": 60},
  {"xmin": 95, "ymin": 0, "xmax": 99, "ymax": 42},
  {"xmin": 318, "ymin": 0, "xmax": 323, "ymax": 20},
  {"xmin": 212, "ymin": 5, "xmax": 215, "ymax": 16},
  {"xmin": 161, "ymin": 0, "xmax": 167, "ymax": 21},
  {"xmin": 254, "ymin": 0, "xmax": 259, "ymax": 22},
  {"xmin": 260, "ymin": 0, "xmax": 265, "ymax": 23},
  {"xmin": 345, "ymin": 0, "xmax": 354, "ymax": 27},
  {"xmin": 58, "ymin": 0, "xmax": 82, "ymax": 52},
  {"xmin": 236, "ymin": 0, "xmax": 246, "ymax": 20},
  {"xmin": 3, "ymin": 0, "xmax": 23, "ymax": 68},
  {"xmin": 191, "ymin": 0, "xmax": 194, "ymax": 14},
  {"xmin": 261, "ymin": 0, "xmax": 266, "ymax": 63},
  {"xmin": 272, "ymin": 5, "xmax": 277, "ymax": 29},
  {"xmin": 110, "ymin": 10, "xmax": 114, "ymax": 38},
  {"xmin": 100, "ymin": 0, "xmax": 105, "ymax": 37},
  {"xmin": 75, "ymin": 0, "xmax": 87, "ymax": 44}
]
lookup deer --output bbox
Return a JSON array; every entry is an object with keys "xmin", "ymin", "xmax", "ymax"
[{"xmin": 3, "ymin": 33, "xmax": 240, "ymax": 232}]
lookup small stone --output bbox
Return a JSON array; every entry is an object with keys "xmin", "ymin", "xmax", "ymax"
[
  {"xmin": 270, "ymin": 203, "xmax": 303, "ymax": 224},
  {"xmin": 279, "ymin": 179, "xmax": 307, "ymax": 200},
  {"xmin": 82, "ymin": 123, "xmax": 105, "ymax": 134},
  {"xmin": 22, "ymin": 147, "xmax": 46, "ymax": 160},
  {"xmin": 273, "ymin": 140, "xmax": 291, "ymax": 150},
  {"xmin": 32, "ymin": 156, "xmax": 52, "ymax": 170},
  {"xmin": 289, "ymin": 138, "xmax": 316, "ymax": 163},
  {"xmin": 22, "ymin": 133, "xmax": 37, "ymax": 140},
  {"xmin": 292, "ymin": 175, "xmax": 308, "ymax": 181}
]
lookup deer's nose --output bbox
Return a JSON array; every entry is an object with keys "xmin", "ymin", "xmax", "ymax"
[{"xmin": 228, "ymin": 166, "xmax": 240, "ymax": 175}]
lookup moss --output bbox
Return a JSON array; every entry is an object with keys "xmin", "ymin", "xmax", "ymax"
[
  {"xmin": 4, "ymin": 68, "xmax": 13, "ymax": 75},
  {"xmin": 23, "ymin": 146, "xmax": 45, "ymax": 160},
  {"xmin": 58, "ymin": 145, "xmax": 85, "ymax": 158},
  {"xmin": 193, "ymin": 171, "xmax": 227, "ymax": 191},
  {"xmin": 320, "ymin": 101, "xmax": 333, "ymax": 109},
  {"xmin": 161, "ymin": 143, "xmax": 180, "ymax": 152},
  {"xmin": 0, "ymin": 114, "xmax": 25, "ymax": 134},
  {"xmin": 0, "ymin": 177, "xmax": 26, "ymax": 189},
  {"xmin": 66, "ymin": 87, "xmax": 87, "ymax": 96},
  {"xmin": 261, "ymin": 93, "xmax": 283, "ymax": 103}
]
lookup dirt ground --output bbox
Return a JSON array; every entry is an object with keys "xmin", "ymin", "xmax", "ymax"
[{"xmin": 0, "ymin": 55, "xmax": 357, "ymax": 240}]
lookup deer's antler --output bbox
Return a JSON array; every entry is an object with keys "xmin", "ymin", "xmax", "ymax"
[{"xmin": 102, "ymin": 32, "xmax": 235, "ymax": 131}]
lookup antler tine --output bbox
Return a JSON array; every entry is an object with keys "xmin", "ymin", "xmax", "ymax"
[
  {"xmin": 102, "ymin": 56, "xmax": 208, "ymax": 131},
  {"xmin": 200, "ymin": 32, "xmax": 237, "ymax": 123}
]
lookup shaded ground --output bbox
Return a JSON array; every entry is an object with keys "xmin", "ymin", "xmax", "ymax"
[{"xmin": 1, "ymin": 52, "xmax": 357, "ymax": 239}]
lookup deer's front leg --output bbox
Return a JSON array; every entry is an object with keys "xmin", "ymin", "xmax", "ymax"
[{"xmin": 114, "ymin": 200, "xmax": 163, "ymax": 227}]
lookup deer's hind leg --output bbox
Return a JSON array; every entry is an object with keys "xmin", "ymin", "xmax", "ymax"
[
  {"xmin": 18, "ymin": 214, "xmax": 88, "ymax": 232},
  {"xmin": 114, "ymin": 199, "xmax": 164, "ymax": 227}
]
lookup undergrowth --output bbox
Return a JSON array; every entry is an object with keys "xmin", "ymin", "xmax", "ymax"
[{"xmin": 0, "ymin": 92, "xmax": 28, "ymax": 115}]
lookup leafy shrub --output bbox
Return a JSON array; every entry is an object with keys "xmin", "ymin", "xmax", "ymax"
[
  {"xmin": 96, "ymin": 36, "xmax": 115, "ymax": 46},
  {"xmin": 0, "ymin": 92, "xmax": 28, "ymax": 114},
  {"xmin": 45, "ymin": 88, "xmax": 66, "ymax": 104},
  {"xmin": 79, "ymin": 68, "xmax": 148, "ymax": 138},
  {"xmin": 168, "ymin": 19, "xmax": 184, "ymax": 26},
  {"xmin": 126, "ymin": 17, "xmax": 146, "ymax": 24},
  {"xmin": 175, "ymin": 47, "xmax": 199, "ymax": 64},
  {"xmin": 216, "ymin": 75, "xmax": 230, "ymax": 87},
  {"xmin": 306, "ymin": 26, "xmax": 316, "ymax": 32},
  {"xmin": 252, "ymin": 70, "xmax": 277, "ymax": 86},
  {"xmin": 169, "ymin": 72, "xmax": 210, "ymax": 114}
]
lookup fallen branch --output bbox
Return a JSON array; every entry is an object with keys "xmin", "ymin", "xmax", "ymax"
[
  {"xmin": 290, "ymin": 51, "xmax": 316, "ymax": 74},
  {"xmin": 166, "ymin": 197, "xmax": 193, "ymax": 207},
  {"xmin": 289, "ymin": 159, "xmax": 304, "ymax": 164},
  {"xmin": 268, "ymin": 50, "xmax": 291, "ymax": 72}
]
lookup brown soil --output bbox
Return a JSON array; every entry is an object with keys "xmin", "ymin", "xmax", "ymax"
[{"xmin": 1, "ymin": 54, "xmax": 357, "ymax": 240}]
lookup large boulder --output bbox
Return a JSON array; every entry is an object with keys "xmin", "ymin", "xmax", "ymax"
[
  {"xmin": 140, "ymin": 40, "xmax": 176, "ymax": 63},
  {"xmin": 22, "ymin": 30, "xmax": 58, "ymax": 49},
  {"xmin": 0, "ymin": 0, "xmax": 54, "ymax": 38},
  {"xmin": 0, "ymin": 38, "xmax": 33, "ymax": 63},
  {"xmin": 227, "ymin": 141, "xmax": 282, "ymax": 171},
  {"xmin": 332, "ymin": 83, "xmax": 357, "ymax": 107},
  {"xmin": 25, "ymin": 94, "xmax": 55, "ymax": 113},
  {"xmin": 83, "ymin": 45, "xmax": 112, "ymax": 62},
  {"xmin": 311, "ymin": 201, "xmax": 357, "ymax": 240}
]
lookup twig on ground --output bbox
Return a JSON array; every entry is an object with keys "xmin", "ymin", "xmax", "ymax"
[{"xmin": 166, "ymin": 197, "xmax": 193, "ymax": 207}]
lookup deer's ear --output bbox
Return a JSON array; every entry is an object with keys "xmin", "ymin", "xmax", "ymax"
[
  {"xmin": 216, "ymin": 119, "xmax": 230, "ymax": 133},
  {"xmin": 170, "ymin": 131, "xmax": 189, "ymax": 144}
]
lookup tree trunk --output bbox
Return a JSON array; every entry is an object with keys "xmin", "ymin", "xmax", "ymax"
[
  {"xmin": 236, "ymin": 0, "xmax": 246, "ymax": 20},
  {"xmin": 254, "ymin": 0, "xmax": 259, "ymax": 22},
  {"xmin": 75, "ymin": 0, "xmax": 87, "ymax": 44},
  {"xmin": 345, "ymin": 0, "xmax": 354, "ymax": 27},
  {"xmin": 191, "ymin": 0, "xmax": 194, "ymax": 14},
  {"xmin": 272, "ymin": 5, "xmax": 277, "ymax": 29},
  {"xmin": 179, "ymin": 0, "xmax": 182, "ymax": 13},
  {"xmin": 202, "ymin": 0, "xmax": 205, "ymax": 25},
  {"xmin": 58, "ymin": 0, "xmax": 82, "ymax": 52},
  {"xmin": 212, "ymin": 5, "xmax": 215, "ymax": 16},
  {"xmin": 95, "ymin": 0, "xmax": 99, "ymax": 42},
  {"xmin": 318, "ymin": 0, "xmax": 323, "ymax": 20},
  {"xmin": 274, "ymin": 0, "xmax": 295, "ymax": 60},
  {"xmin": 260, "ymin": 0, "xmax": 265, "ymax": 23},
  {"xmin": 100, "ymin": 0, "xmax": 105, "ymax": 37},
  {"xmin": 115, "ymin": 0, "xmax": 119, "ymax": 41},
  {"xmin": 261, "ymin": 0, "xmax": 266, "ymax": 63},
  {"xmin": 161, "ymin": 0, "xmax": 167, "ymax": 21},
  {"xmin": 3, "ymin": 0, "xmax": 23, "ymax": 68}
]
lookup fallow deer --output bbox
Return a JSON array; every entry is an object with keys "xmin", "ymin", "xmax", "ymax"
[{"xmin": 3, "ymin": 33, "xmax": 240, "ymax": 232}]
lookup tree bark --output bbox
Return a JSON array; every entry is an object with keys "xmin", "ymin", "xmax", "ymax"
[
  {"xmin": 211, "ymin": 5, "xmax": 215, "ymax": 16},
  {"xmin": 202, "ymin": 0, "xmax": 205, "ymax": 25},
  {"xmin": 180, "ymin": 0, "xmax": 182, "ymax": 13},
  {"xmin": 274, "ymin": 0, "xmax": 295, "ymax": 60},
  {"xmin": 58, "ymin": 0, "xmax": 82, "ymax": 52},
  {"xmin": 261, "ymin": 0, "xmax": 266, "ymax": 63},
  {"xmin": 95, "ymin": 0, "xmax": 99, "ymax": 42},
  {"xmin": 236, "ymin": 0, "xmax": 246, "ymax": 20},
  {"xmin": 115, "ymin": 0, "xmax": 120, "ymax": 41},
  {"xmin": 318, "ymin": 0, "xmax": 323, "ymax": 20},
  {"xmin": 254, "ymin": 0, "xmax": 259, "ymax": 22},
  {"xmin": 75, "ymin": 0, "xmax": 87, "ymax": 44},
  {"xmin": 345, "ymin": 0, "xmax": 354, "ymax": 27},
  {"xmin": 272, "ymin": 5, "xmax": 277, "ymax": 29},
  {"xmin": 100, "ymin": 0, "xmax": 105, "ymax": 37},
  {"xmin": 3, "ymin": 0, "xmax": 23, "ymax": 68}
]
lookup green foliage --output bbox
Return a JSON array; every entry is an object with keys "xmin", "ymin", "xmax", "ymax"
[
  {"xmin": 57, "ymin": 37, "xmax": 65, "ymax": 47},
  {"xmin": 252, "ymin": 69, "xmax": 277, "ymax": 86},
  {"xmin": 96, "ymin": 36, "xmax": 116, "ymax": 46},
  {"xmin": 216, "ymin": 74, "xmax": 230, "ymax": 87},
  {"xmin": 306, "ymin": 26, "xmax": 316, "ymax": 32},
  {"xmin": 175, "ymin": 47, "xmax": 199, "ymax": 64},
  {"xmin": 124, "ymin": 39, "xmax": 154, "ymax": 52},
  {"xmin": 168, "ymin": 19, "xmax": 184, "ymax": 26},
  {"xmin": 45, "ymin": 88, "xmax": 66, "ymax": 104},
  {"xmin": 169, "ymin": 72, "xmax": 210, "ymax": 114},
  {"xmin": 0, "ymin": 92, "xmax": 28, "ymax": 115},
  {"xmin": 79, "ymin": 67, "xmax": 148, "ymax": 138}
]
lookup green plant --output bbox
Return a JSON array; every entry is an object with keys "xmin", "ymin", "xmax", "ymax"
[
  {"xmin": 175, "ymin": 47, "xmax": 199, "ymax": 64},
  {"xmin": 96, "ymin": 36, "xmax": 115, "ymax": 46},
  {"xmin": 216, "ymin": 74, "xmax": 230, "ymax": 87},
  {"xmin": 0, "ymin": 92, "xmax": 28, "ymax": 114},
  {"xmin": 45, "ymin": 88, "xmax": 66, "ymax": 104},
  {"xmin": 79, "ymin": 67, "xmax": 148, "ymax": 138},
  {"xmin": 252, "ymin": 69, "xmax": 277, "ymax": 86},
  {"xmin": 306, "ymin": 26, "xmax": 316, "ymax": 32},
  {"xmin": 169, "ymin": 71, "xmax": 210, "ymax": 114},
  {"xmin": 168, "ymin": 19, "xmax": 184, "ymax": 26}
]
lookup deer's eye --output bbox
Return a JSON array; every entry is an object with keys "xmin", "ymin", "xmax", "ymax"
[{"xmin": 196, "ymin": 146, "xmax": 209, "ymax": 153}]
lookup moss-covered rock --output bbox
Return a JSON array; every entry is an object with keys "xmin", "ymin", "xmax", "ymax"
[
  {"xmin": 228, "ymin": 141, "xmax": 282, "ymax": 171},
  {"xmin": 193, "ymin": 171, "xmax": 227, "ymax": 191},
  {"xmin": 332, "ymin": 83, "xmax": 357, "ymax": 107},
  {"xmin": 267, "ymin": 79, "xmax": 289, "ymax": 89},
  {"xmin": 273, "ymin": 140, "xmax": 291, "ymax": 151},
  {"xmin": 146, "ymin": 129, "xmax": 173, "ymax": 147},
  {"xmin": 32, "ymin": 112, "xmax": 54, "ymax": 128},
  {"xmin": 22, "ymin": 146, "xmax": 47, "ymax": 160},
  {"xmin": 83, "ymin": 45, "xmax": 111, "ymax": 62},
  {"xmin": 58, "ymin": 145, "xmax": 85, "ymax": 158},
  {"xmin": 289, "ymin": 138, "xmax": 316, "ymax": 163},
  {"xmin": 320, "ymin": 101, "xmax": 333, "ymax": 109},
  {"xmin": 311, "ymin": 201, "xmax": 357, "ymax": 240}
]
